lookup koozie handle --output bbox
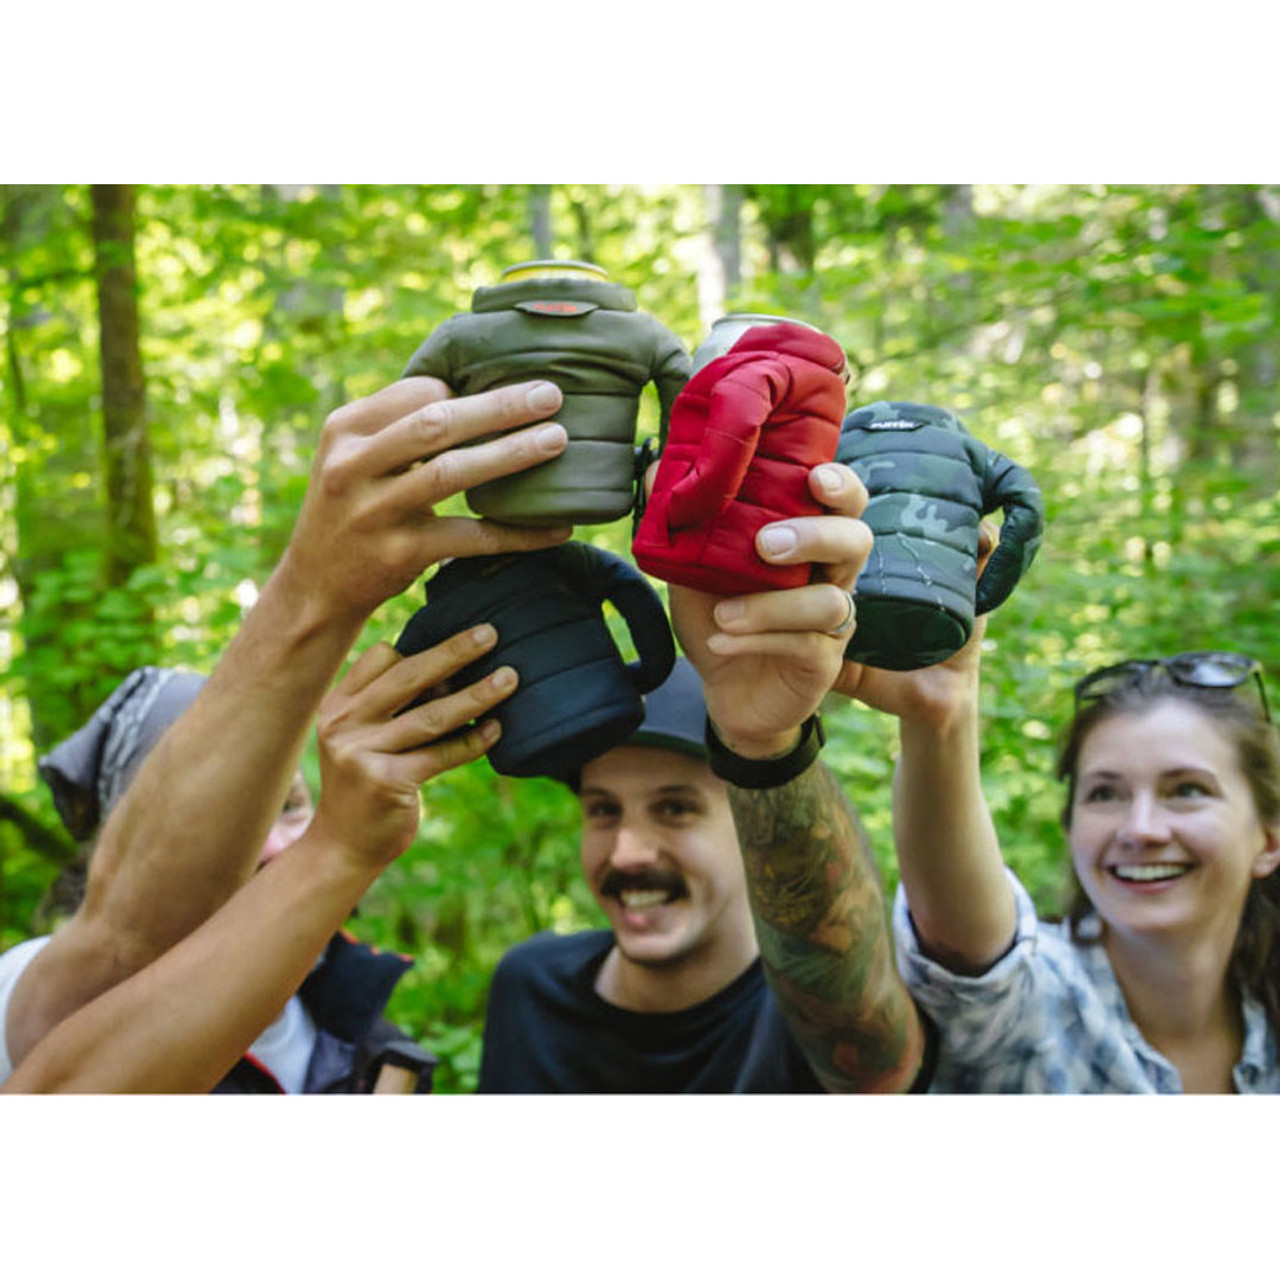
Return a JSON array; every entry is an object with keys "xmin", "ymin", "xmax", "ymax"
[
  {"xmin": 564, "ymin": 543, "xmax": 676, "ymax": 695},
  {"xmin": 975, "ymin": 449, "xmax": 1046, "ymax": 615}
]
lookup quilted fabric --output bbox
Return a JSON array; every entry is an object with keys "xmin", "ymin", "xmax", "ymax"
[
  {"xmin": 632, "ymin": 323, "xmax": 847, "ymax": 595},
  {"xmin": 836, "ymin": 401, "xmax": 1044, "ymax": 670},
  {"xmin": 393, "ymin": 543, "xmax": 675, "ymax": 778},
  {"xmin": 403, "ymin": 274, "xmax": 690, "ymax": 526}
]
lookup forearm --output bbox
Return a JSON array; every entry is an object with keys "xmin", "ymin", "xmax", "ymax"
[
  {"xmin": 894, "ymin": 700, "xmax": 1015, "ymax": 973},
  {"xmin": 89, "ymin": 559, "xmax": 358, "ymax": 933},
  {"xmin": 729, "ymin": 762, "xmax": 926, "ymax": 1094},
  {"xmin": 5, "ymin": 835, "xmax": 378, "ymax": 1094},
  {"xmin": 7, "ymin": 565, "xmax": 360, "ymax": 1066}
]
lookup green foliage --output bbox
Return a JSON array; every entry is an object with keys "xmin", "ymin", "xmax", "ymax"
[{"xmin": 2, "ymin": 184, "xmax": 1278, "ymax": 1087}]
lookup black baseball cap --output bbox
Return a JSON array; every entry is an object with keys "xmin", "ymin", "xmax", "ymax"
[{"xmin": 560, "ymin": 655, "xmax": 706, "ymax": 789}]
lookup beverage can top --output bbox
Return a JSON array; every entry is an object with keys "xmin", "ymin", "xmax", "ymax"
[{"xmin": 500, "ymin": 259, "xmax": 609, "ymax": 283}]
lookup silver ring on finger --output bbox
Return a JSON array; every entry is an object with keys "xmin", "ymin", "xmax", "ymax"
[{"xmin": 827, "ymin": 589, "xmax": 856, "ymax": 640}]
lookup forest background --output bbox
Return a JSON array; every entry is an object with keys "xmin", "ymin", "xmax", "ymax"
[{"xmin": 1, "ymin": 182, "xmax": 1277, "ymax": 1092}]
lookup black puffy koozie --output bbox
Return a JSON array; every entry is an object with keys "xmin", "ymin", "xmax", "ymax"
[{"xmin": 394, "ymin": 543, "xmax": 676, "ymax": 778}]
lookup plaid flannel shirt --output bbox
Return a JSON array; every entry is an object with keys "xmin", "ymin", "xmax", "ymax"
[{"xmin": 894, "ymin": 868, "xmax": 1280, "ymax": 1094}]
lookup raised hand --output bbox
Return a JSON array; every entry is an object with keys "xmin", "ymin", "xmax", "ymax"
[
  {"xmin": 307, "ymin": 627, "xmax": 519, "ymax": 872},
  {"xmin": 669, "ymin": 462, "xmax": 872, "ymax": 757},
  {"xmin": 277, "ymin": 376, "xmax": 574, "ymax": 629}
]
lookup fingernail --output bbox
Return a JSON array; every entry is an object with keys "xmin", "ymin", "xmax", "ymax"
[
  {"xmin": 715, "ymin": 601, "xmax": 744, "ymax": 626},
  {"xmin": 480, "ymin": 719, "xmax": 502, "ymax": 744},
  {"xmin": 491, "ymin": 666, "xmax": 517, "ymax": 691},
  {"xmin": 471, "ymin": 624, "xmax": 496, "ymax": 646},
  {"xmin": 536, "ymin": 424, "xmax": 567, "ymax": 451},
  {"xmin": 815, "ymin": 465, "xmax": 844, "ymax": 493},
  {"xmin": 527, "ymin": 382, "xmax": 561, "ymax": 414},
  {"xmin": 759, "ymin": 527, "xmax": 797, "ymax": 558}
]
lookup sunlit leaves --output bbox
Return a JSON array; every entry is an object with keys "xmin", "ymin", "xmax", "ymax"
[{"xmin": 2, "ymin": 183, "xmax": 1278, "ymax": 1083}]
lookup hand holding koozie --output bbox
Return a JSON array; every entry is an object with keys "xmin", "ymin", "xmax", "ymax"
[
  {"xmin": 836, "ymin": 400, "xmax": 1044, "ymax": 671},
  {"xmin": 402, "ymin": 260, "xmax": 691, "ymax": 528},
  {"xmin": 394, "ymin": 543, "xmax": 676, "ymax": 778},
  {"xmin": 632, "ymin": 315, "xmax": 848, "ymax": 595}
]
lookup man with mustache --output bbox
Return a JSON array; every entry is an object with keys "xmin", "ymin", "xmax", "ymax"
[{"xmin": 480, "ymin": 461, "xmax": 931, "ymax": 1093}]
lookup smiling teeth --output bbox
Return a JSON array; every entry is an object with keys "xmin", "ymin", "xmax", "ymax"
[
  {"xmin": 620, "ymin": 889, "xmax": 669, "ymax": 909},
  {"xmin": 1112, "ymin": 865, "xmax": 1189, "ymax": 882}
]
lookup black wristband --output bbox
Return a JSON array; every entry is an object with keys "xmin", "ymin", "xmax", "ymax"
[{"xmin": 705, "ymin": 714, "xmax": 825, "ymax": 789}]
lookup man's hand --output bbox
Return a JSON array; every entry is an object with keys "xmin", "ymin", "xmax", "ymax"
[
  {"xmin": 684, "ymin": 461, "xmax": 930, "ymax": 1094},
  {"xmin": 670, "ymin": 462, "xmax": 872, "ymax": 758},
  {"xmin": 277, "ymin": 376, "xmax": 574, "ymax": 630},
  {"xmin": 306, "ymin": 627, "xmax": 518, "ymax": 873},
  {"xmin": 2, "ymin": 630, "xmax": 516, "ymax": 1095},
  {"xmin": 2, "ymin": 378, "xmax": 570, "ymax": 1077}
]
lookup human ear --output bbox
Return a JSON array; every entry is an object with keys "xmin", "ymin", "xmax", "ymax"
[{"xmin": 1251, "ymin": 827, "xmax": 1280, "ymax": 879}]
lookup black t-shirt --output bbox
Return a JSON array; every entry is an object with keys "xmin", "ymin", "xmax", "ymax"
[{"xmin": 477, "ymin": 929, "xmax": 822, "ymax": 1093}]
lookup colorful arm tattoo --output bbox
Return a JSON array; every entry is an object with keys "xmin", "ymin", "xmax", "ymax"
[{"xmin": 728, "ymin": 762, "xmax": 928, "ymax": 1093}]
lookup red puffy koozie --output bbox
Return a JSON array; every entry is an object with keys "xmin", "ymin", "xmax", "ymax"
[{"xmin": 632, "ymin": 322, "xmax": 847, "ymax": 595}]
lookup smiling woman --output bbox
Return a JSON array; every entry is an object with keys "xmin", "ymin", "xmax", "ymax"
[
  {"xmin": 840, "ymin": 638, "xmax": 1280, "ymax": 1094},
  {"xmin": 1057, "ymin": 659, "xmax": 1280, "ymax": 1042}
]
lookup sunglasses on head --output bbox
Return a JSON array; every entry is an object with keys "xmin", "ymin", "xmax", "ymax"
[{"xmin": 1074, "ymin": 651, "xmax": 1271, "ymax": 724}]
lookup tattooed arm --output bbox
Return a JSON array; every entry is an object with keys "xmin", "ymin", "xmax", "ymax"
[
  {"xmin": 729, "ymin": 762, "xmax": 928, "ymax": 1093},
  {"xmin": 669, "ymin": 460, "xmax": 929, "ymax": 1093}
]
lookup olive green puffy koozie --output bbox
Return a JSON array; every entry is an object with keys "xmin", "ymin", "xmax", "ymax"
[{"xmin": 403, "ymin": 262, "xmax": 691, "ymax": 527}]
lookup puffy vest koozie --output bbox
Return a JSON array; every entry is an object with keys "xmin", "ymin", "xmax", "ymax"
[
  {"xmin": 403, "ymin": 261, "xmax": 691, "ymax": 527},
  {"xmin": 836, "ymin": 400, "xmax": 1045, "ymax": 670},
  {"xmin": 633, "ymin": 316, "xmax": 848, "ymax": 595},
  {"xmin": 394, "ymin": 542, "xmax": 676, "ymax": 778}
]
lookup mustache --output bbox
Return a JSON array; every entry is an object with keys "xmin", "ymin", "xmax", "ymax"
[{"xmin": 599, "ymin": 868, "xmax": 688, "ymax": 900}]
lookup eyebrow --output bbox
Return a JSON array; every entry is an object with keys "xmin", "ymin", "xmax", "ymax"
[
  {"xmin": 579, "ymin": 784, "xmax": 703, "ymax": 801},
  {"xmin": 1080, "ymin": 765, "xmax": 1218, "ymax": 783}
]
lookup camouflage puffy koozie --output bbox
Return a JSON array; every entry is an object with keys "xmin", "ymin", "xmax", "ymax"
[
  {"xmin": 836, "ymin": 401, "xmax": 1044, "ymax": 670},
  {"xmin": 402, "ymin": 261, "xmax": 691, "ymax": 527}
]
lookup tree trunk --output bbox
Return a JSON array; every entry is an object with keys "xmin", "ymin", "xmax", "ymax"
[
  {"xmin": 568, "ymin": 195, "xmax": 595, "ymax": 265},
  {"xmin": 1233, "ymin": 186, "xmax": 1280, "ymax": 490},
  {"xmin": 745, "ymin": 185, "xmax": 817, "ymax": 276},
  {"xmin": 1186, "ymin": 361, "xmax": 1219, "ymax": 466},
  {"xmin": 3, "ymin": 186, "xmax": 109, "ymax": 747},
  {"xmin": 941, "ymin": 183, "xmax": 975, "ymax": 303},
  {"xmin": 256, "ymin": 185, "xmax": 349, "ymax": 570},
  {"xmin": 529, "ymin": 185, "xmax": 552, "ymax": 258},
  {"xmin": 698, "ymin": 184, "xmax": 742, "ymax": 332},
  {"xmin": 91, "ymin": 184, "xmax": 157, "ymax": 593},
  {"xmin": 1138, "ymin": 367, "xmax": 1158, "ymax": 572}
]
